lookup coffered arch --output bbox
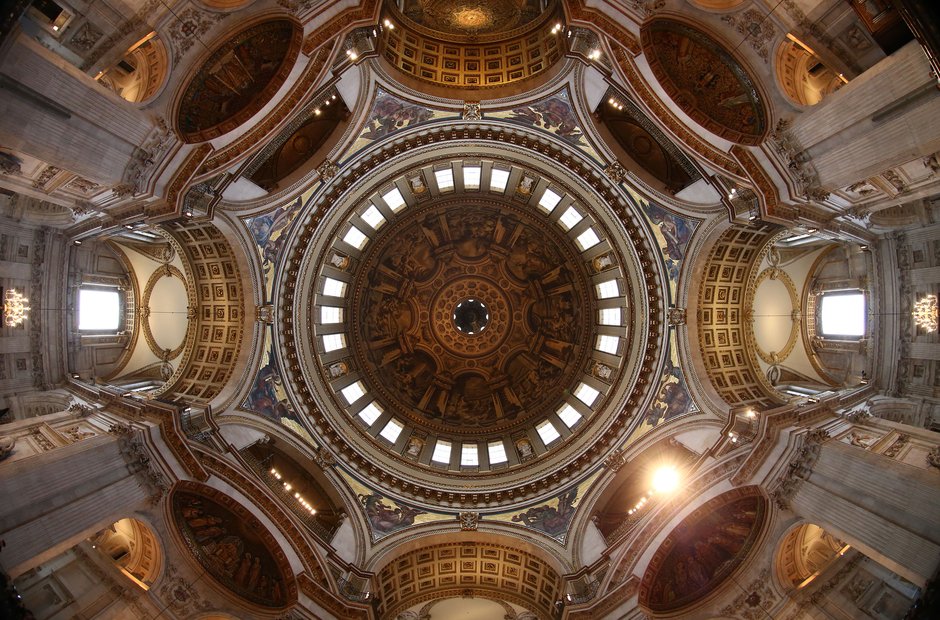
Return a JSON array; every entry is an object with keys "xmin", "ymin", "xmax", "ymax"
[{"xmin": 370, "ymin": 533, "xmax": 566, "ymax": 620}]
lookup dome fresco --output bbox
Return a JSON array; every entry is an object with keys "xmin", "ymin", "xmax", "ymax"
[{"xmin": 348, "ymin": 199, "xmax": 597, "ymax": 434}]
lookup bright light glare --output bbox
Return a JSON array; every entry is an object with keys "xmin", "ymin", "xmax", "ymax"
[
  {"xmin": 651, "ymin": 466, "xmax": 680, "ymax": 494},
  {"xmin": 79, "ymin": 289, "xmax": 120, "ymax": 330},
  {"xmin": 820, "ymin": 293, "xmax": 865, "ymax": 337}
]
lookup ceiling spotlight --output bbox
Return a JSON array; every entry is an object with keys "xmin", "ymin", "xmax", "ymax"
[
  {"xmin": 745, "ymin": 409, "xmax": 756, "ymax": 419},
  {"xmin": 651, "ymin": 466, "xmax": 680, "ymax": 494},
  {"xmin": 589, "ymin": 49, "xmax": 601, "ymax": 60},
  {"xmin": 73, "ymin": 239, "xmax": 82, "ymax": 245}
]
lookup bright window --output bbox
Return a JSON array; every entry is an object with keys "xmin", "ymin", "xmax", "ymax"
[
  {"xmin": 361, "ymin": 205, "xmax": 386, "ymax": 229},
  {"xmin": 323, "ymin": 277, "xmax": 346, "ymax": 297},
  {"xmin": 574, "ymin": 383, "xmax": 600, "ymax": 407},
  {"xmin": 576, "ymin": 228, "xmax": 601, "ymax": 250},
  {"xmin": 596, "ymin": 280, "xmax": 619, "ymax": 299},
  {"xmin": 379, "ymin": 419, "xmax": 403, "ymax": 443},
  {"xmin": 321, "ymin": 306, "xmax": 343, "ymax": 323},
  {"xmin": 358, "ymin": 402, "xmax": 382, "ymax": 425},
  {"xmin": 78, "ymin": 289, "xmax": 120, "ymax": 331},
  {"xmin": 432, "ymin": 440, "xmax": 452, "ymax": 464},
  {"xmin": 596, "ymin": 335, "xmax": 619, "ymax": 354},
  {"xmin": 322, "ymin": 333, "xmax": 346, "ymax": 352},
  {"xmin": 599, "ymin": 308, "xmax": 621, "ymax": 325},
  {"xmin": 461, "ymin": 443, "xmax": 479, "ymax": 466},
  {"xmin": 463, "ymin": 165, "xmax": 481, "ymax": 189},
  {"xmin": 820, "ymin": 293, "xmax": 865, "ymax": 337},
  {"xmin": 559, "ymin": 206, "xmax": 583, "ymax": 230},
  {"xmin": 538, "ymin": 188, "xmax": 562, "ymax": 212},
  {"xmin": 340, "ymin": 381, "xmax": 365, "ymax": 404},
  {"xmin": 435, "ymin": 168, "xmax": 454, "ymax": 191},
  {"xmin": 490, "ymin": 169, "xmax": 509, "ymax": 191},
  {"xmin": 342, "ymin": 225, "xmax": 369, "ymax": 249},
  {"xmin": 488, "ymin": 440, "xmax": 507, "ymax": 464},
  {"xmin": 382, "ymin": 188, "xmax": 406, "ymax": 211},
  {"xmin": 536, "ymin": 420, "xmax": 561, "ymax": 445},
  {"xmin": 557, "ymin": 404, "xmax": 582, "ymax": 428}
]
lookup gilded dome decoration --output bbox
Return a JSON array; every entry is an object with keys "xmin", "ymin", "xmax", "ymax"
[
  {"xmin": 402, "ymin": 0, "xmax": 544, "ymax": 36},
  {"xmin": 349, "ymin": 198, "xmax": 596, "ymax": 433},
  {"xmin": 379, "ymin": 0, "xmax": 564, "ymax": 89},
  {"xmin": 176, "ymin": 19, "xmax": 303, "ymax": 143},
  {"xmin": 279, "ymin": 131, "xmax": 665, "ymax": 508},
  {"xmin": 641, "ymin": 19, "xmax": 769, "ymax": 145}
]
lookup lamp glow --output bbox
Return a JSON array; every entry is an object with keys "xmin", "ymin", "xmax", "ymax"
[{"xmin": 651, "ymin": 466, "xmax": 679, "ymax": 494}]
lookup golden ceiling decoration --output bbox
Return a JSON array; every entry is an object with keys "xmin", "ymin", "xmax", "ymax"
[
  {"xmin": 411, "ymin": 0, "xmax": 538, "ymax": 36},
  {"xmin": 379, "ymin": 2, "xmax": 563, "ymax": 89},
  {"xmin": 347, "ymin": 199, "xmax": 595, "ymax": 435},
  {"xmin": 913, "ymin": 294, "xmax": 938, "ymax": 332}
]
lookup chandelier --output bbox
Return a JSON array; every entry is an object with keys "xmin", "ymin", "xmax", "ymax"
[
  {"xmin": 913, "ymin": 294, "xmax": 938, "ymax": 332},
  {"xmin": 3, "ymin": 288, "xmax": 30, "ymax": 327}
]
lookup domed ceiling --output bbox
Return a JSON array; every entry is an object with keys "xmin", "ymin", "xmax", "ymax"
[
  {"xmin": 349, "ymin": 198, "xmax": 596, "ymax": 434},
  {"xmin": 274, "ymin": 125, "xmax": 669, "ymax": 509},
  {"xmin": 401, "ymin": 0, "xmax": 545, "ymax": 36}
]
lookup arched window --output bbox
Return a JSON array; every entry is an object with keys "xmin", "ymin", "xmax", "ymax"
[
  {"xmin": 77, "ymin": 287, "xmax": 123, "ymax": 332},
  {"xmin": 818, "ymin": 291, "xmax": 866, "ymax": 339}
]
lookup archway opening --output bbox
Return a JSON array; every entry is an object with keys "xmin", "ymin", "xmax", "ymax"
[{"xmin": 91, "ymin": 517, "xmax": 163, "ymax": 588}]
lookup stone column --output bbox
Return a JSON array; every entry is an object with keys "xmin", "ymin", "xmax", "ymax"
[
  {"xmin": 0, "ymin": 426, "xmax": 163, "ymax": 577},
  {"xmin": 788, "ymin": 41, "xmax": 940, "ymax": 190},
  {"xmin": 787, "ymin": 439, "xmax": 940, "ymax": 585},
  {"xmin": 0, "ymin": 31, "xmax": 154, "ymax": 185}
]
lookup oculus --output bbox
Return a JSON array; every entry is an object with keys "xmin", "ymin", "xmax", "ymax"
[{"xmin": 453, "ymin": 298, "xmax": 490, "ymax": 335}]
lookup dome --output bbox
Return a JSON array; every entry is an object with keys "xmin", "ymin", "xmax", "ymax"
[{"xmin": 280, "ymin": 133, "xmax": 666, "ymax": 508}]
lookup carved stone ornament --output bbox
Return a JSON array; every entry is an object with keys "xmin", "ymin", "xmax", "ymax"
[
  {"xmin": 667, "ymin": 307, "xmax": 686, "ymax": 326},
  {"xmin": 926, "ymin": 446, "xmax": 940, "ymax": 470},
  {"xmin": 111, "ymin": 425, "xmax": 170, "ymax": 506},
  {"xmin": 317, "ymin": 159, "xmax": 339, "ymax": 180},
  {"xmin": 463, "ymin": 102, "xmax": 482, "ymax": 120},
  {"xmin": 257, "ymin": 303, "xmax": 275, "ymax": 324},
  {"xmin": 313, "ymin": 446, "xmax": 336, "ymax": 468},
  {"xmin": 720, "ymin": 569, "xmax": 778, "ymax": 620},
  {"xmin": 70, "ymin": 201, "xmax": 100, "ymax": 217},
  {"xmin": 770, "ymin": 429, "xmax": 828, "ymax": 510},
  {"xmin": 0, "ymin": 435, "xmax": 15, "ymax": 461},
  {"xmin": 770, "ymin": 118, "xmax": 830, "ymax": 202},
  {"xmin": 122, "ymin": 117, "xmax": 173, "ymax": 194},
  {"xmin": 883, "ymin": 434, "xmax": 909, "ymax": 458},
  {"xmin": 604, "ymin": 448, "xmax": 628, "ymax": 471},
  {"xmin": 157, "ymin": 562, "xmax": 214, "ymax": 615},
  {"xmin": 458, "ymin": 511, "xmax": 479, "ymax": 531},
  {"xmin": 604, "ymin": 162, "xmax": 627, "ymax": 183},
  {"xmin": 68, "ymin": 403, "xmax": 93, "ymax": 417}
]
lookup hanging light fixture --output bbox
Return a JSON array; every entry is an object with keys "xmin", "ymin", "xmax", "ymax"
[
  {"xmin": 3, "ymin": 288, "xmax": 30, "ymax": 327},
  {"xmin": 913, "ymin": 294, "xmax": 938, "ymax": 332}
]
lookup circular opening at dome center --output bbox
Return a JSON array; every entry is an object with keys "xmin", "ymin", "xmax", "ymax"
[{"xmin": 453, "ymin": 298, "xmax": 490, "ymax": 335}]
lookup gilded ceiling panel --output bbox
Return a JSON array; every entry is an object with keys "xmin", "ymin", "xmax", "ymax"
[
  {"xmin": 176, "ymin": 19, "xmax": 302, "ymax": 143},
  {"xmin": 641, "ymin": 19, "xmax": 768, "ymax": 145}
]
